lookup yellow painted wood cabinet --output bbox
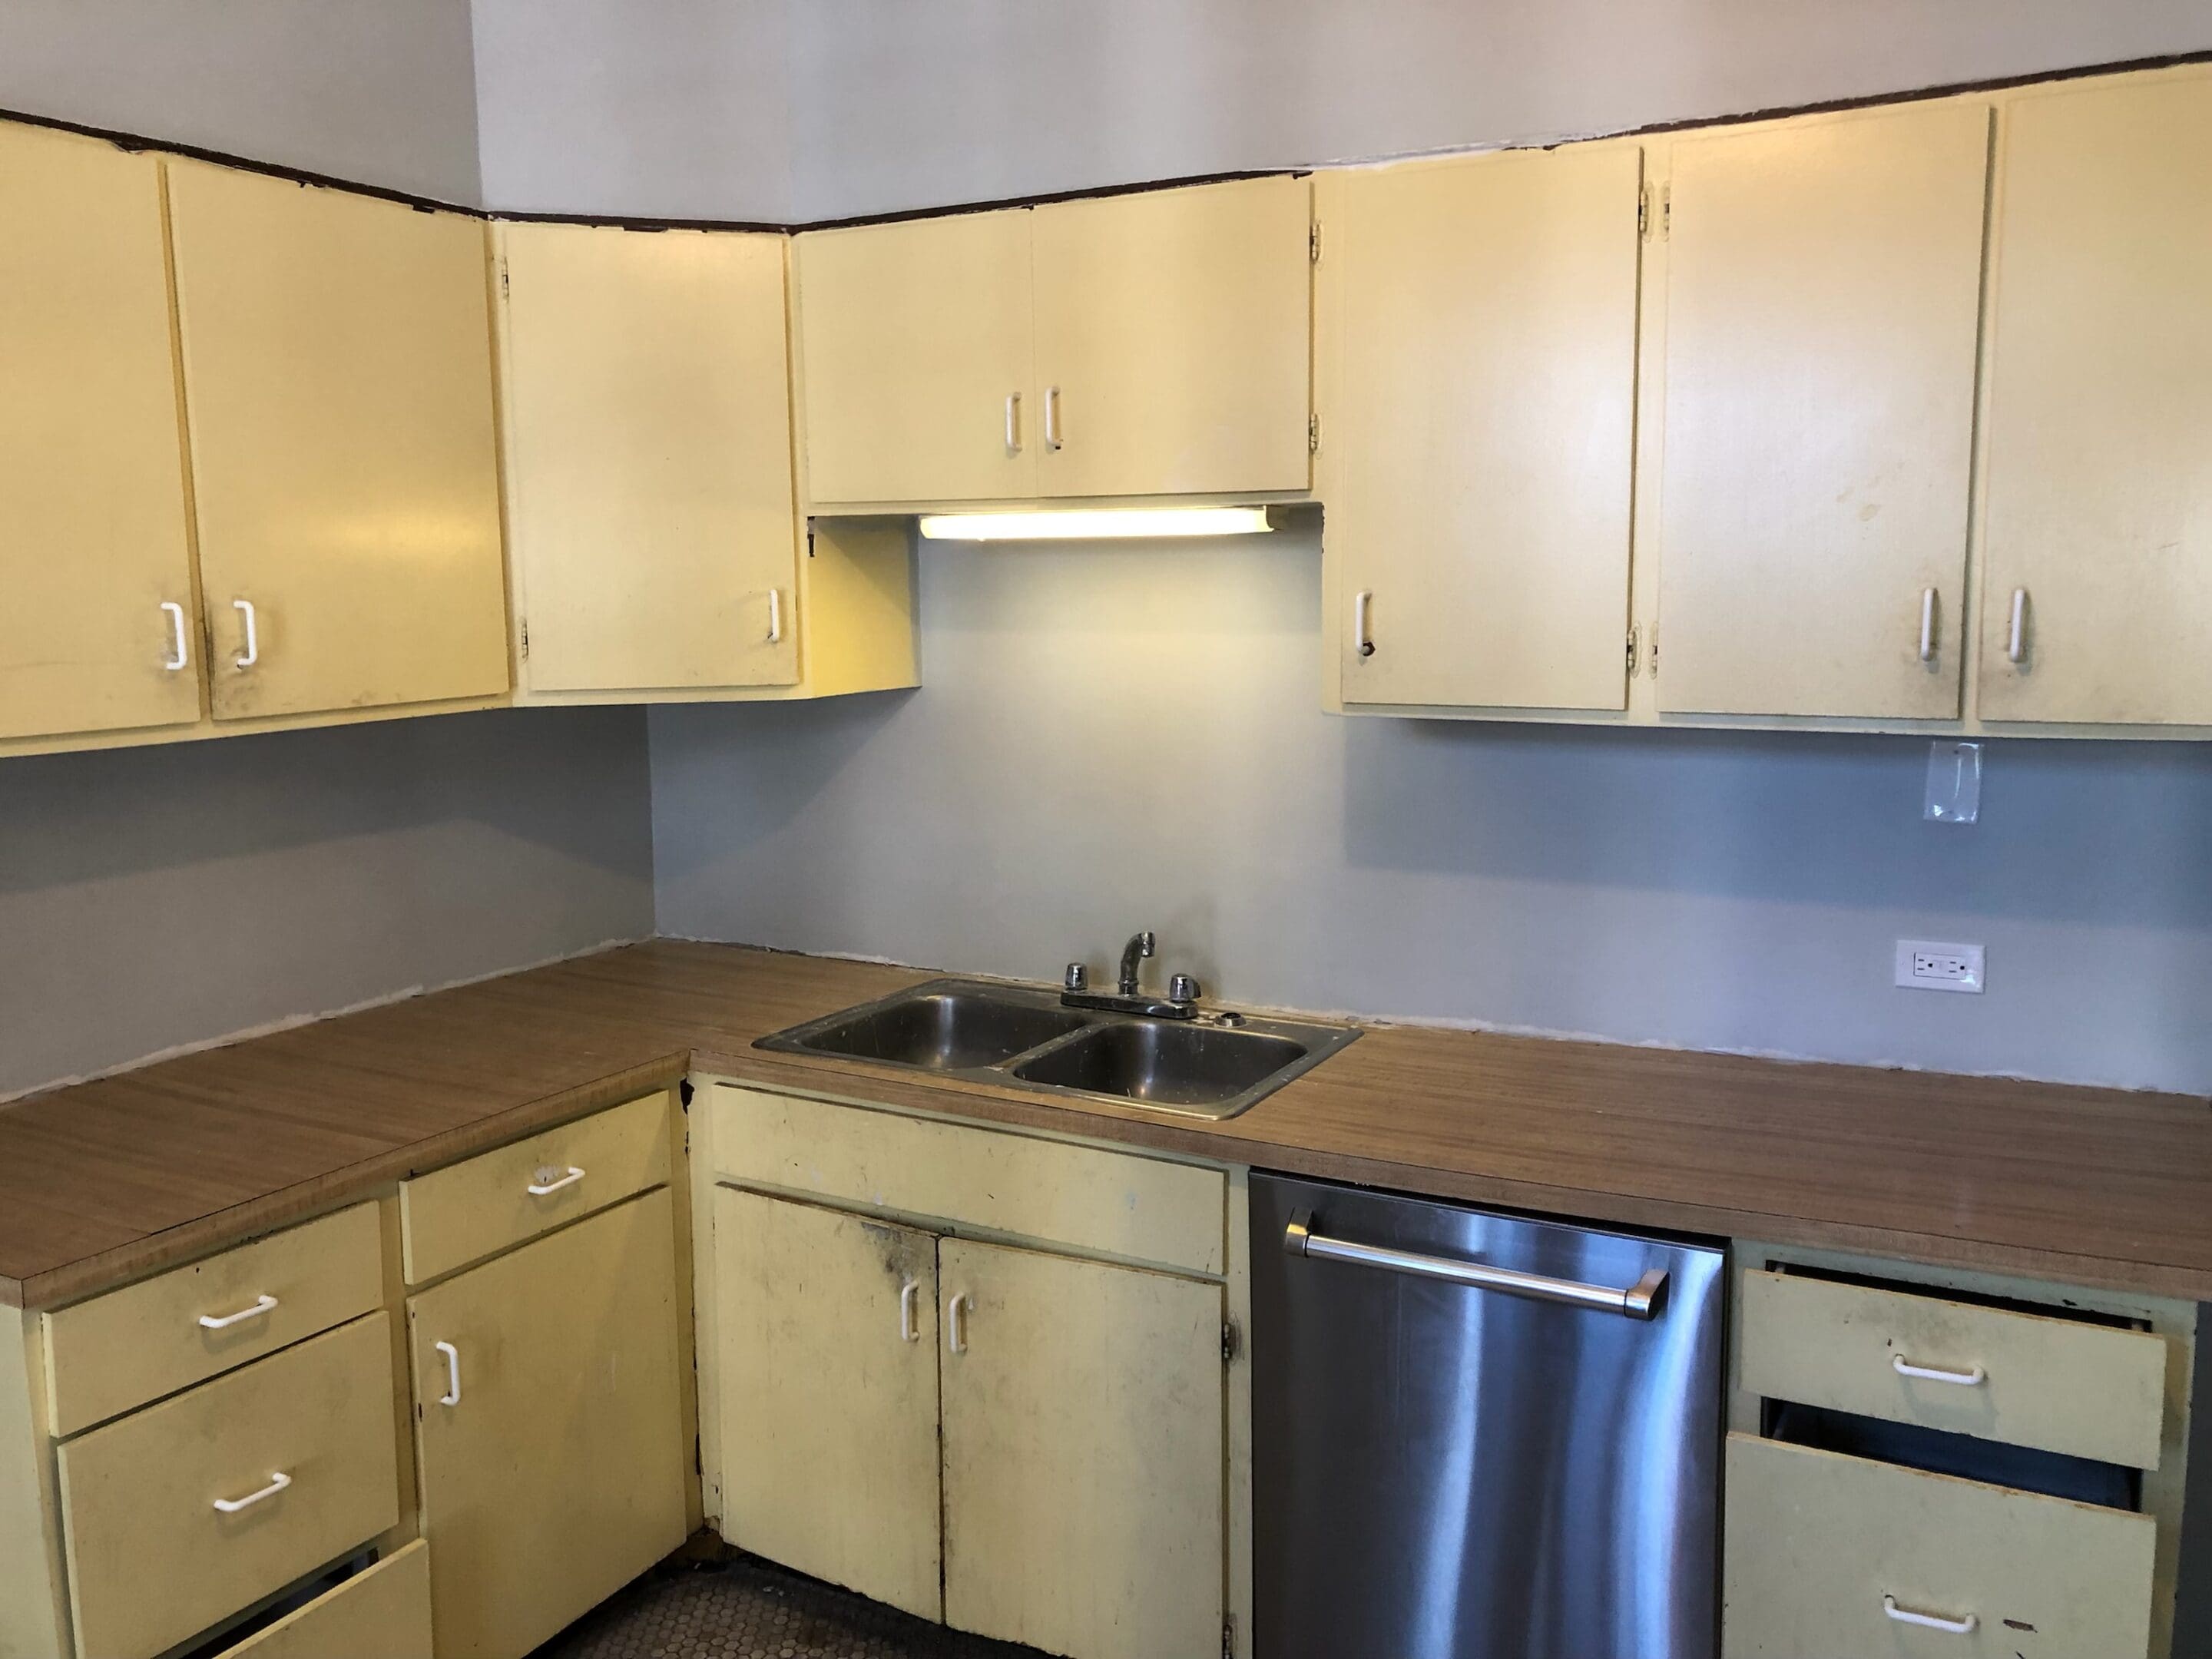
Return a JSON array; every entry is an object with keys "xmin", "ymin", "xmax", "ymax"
[
  {"xmin": 1031, "ymin": 176, "xmax": 1313, "ymax": 500},
  {"xmin": 939, "ymin": 1237, "xmax": 1225, "ymax": 1659},
  {"xmin": 1651, "ymin": 101, "xmax": 1990, "ymax": 720},
  {"xmin": 1978, "ymin": 69, "xmax": 2212, "ymax": 727},
  {"xmin": 1326, "ymin": 144, "xmax": 1643, "ymax": 711},
  {"xmin": 0, "ymin": 123, "xmax": 199, "ymax": 744},
  {"xmin": 407, "ymin": 1188, "xmax": 687, "ymax": 1659},
  {"xmin": 167, "ymin": 160, "xmax": 508, "ymax": 722},
  {"xmin": 796, "ymin": 178, "xmax": 1311, "ymax": 508},
  {"xmin": 497, "ymin": 222, "xmax": 800, "ymax": 694},
  {"xmin": 796, "ymin": 208, "xmax": 1038, "ymax": 507},
  {"xmin": 711, "ymin": 1188, "xmax": 943, "ymax": 1620}
]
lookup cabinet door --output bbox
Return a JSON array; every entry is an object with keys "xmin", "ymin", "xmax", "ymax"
[
  {"xmin": 167, "ymin": 161, "xmax": 508, "ymax": 721},
  {"xmin": 1333, "ymin": 147, "xmax": 1642, "ymax": 710},
  {"xmin": 1978, "ymin": 71, "xmax": 2212, "ymax": 725},
  {"xmin": 939, "ymin": 1238, "xmax": 1223, "ymax": 1659},
  {"xmin": 1654, "ymin": 104, "xmax": 1989, "ymax": 719},
  {"xmin": 796, "ymin": 210, "xmax": 1035, "ymax": 506},
  {"xmin": 0, "ymin": 124, "xmax": 198, "ymax": 743},
  {"xmin": 712, "ymin": 1189, "xmax": 941, "ymax": 1620},
  {"xmin": 1033, "ymin": 177, "xmax": 1313, "ymax": 499},
  {"xmin": 498, "ymin": 224, "xmax": 800, "ymax": 694},
  {"xmin": 409, "ymin": 1188, "xmax": 686, "ymax": 1659}
]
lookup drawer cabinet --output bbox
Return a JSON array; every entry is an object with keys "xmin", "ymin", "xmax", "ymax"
[
  {"xmin": 41, "ymin": 1201, "xmax": 382, "ymax": 1437},
  {"xmin": 710, "ymin": 1084, "xmax": 1225, "ymax": 1276},
  {"xmin": 1740, "ymin": 1268, "xmax": 2167, "ymax": 1469},
  {"xmin": 55, "ymin": 1313, "xmax": 400, "ymax": 1659},
  {"xmin": 1725, "ymin": 1433, "xmax": 2156, "ymax": 1657},
  {"xmin": 399, "ymin": 1091, "xmax": 671, "ymax": 1284},
  {"xmin": 225, "ymin": 1538, "xmax": 432, "ymax": 1659}
]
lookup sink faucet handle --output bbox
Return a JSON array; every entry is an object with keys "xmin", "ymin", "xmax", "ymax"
[
  {"xmin": 1064, "ymin": 962, "xmax": 1089, "ymax": 992},
  {"xmin": 1169, "ymin": 972, "xmax": 1201, "ymax": 1005}
]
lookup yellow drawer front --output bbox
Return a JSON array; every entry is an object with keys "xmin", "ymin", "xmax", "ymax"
[
  {"xmin": 1723, "ymin": 1434, "xmax": 2155, "ymax": 1658},
  {"xmin": 57, "ymin": 1313, "xmax": 401, "ymax": 1659},
  {"xmin": 399, "ymin": 1091, "xmax": 671, "ymax": 1284},
  {"xmin": 227, "ymin": 1538, "xmax": 432, "ymax": 1659},
  {"xmin": 42, "ymin": 1202, "xmax": 382, "ymax": 1439},
  {"xmin": 710, "ymin": 1085, "xmax": 1226, "ymax": 1277},
  {"xmin": 1740, "ymin": 1269, "xmax": 2167, "ymax": 1469}
]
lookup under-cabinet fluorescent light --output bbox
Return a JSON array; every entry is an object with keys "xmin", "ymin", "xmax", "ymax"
[{"xmin": 916, "ymin": 507, "xmax": 1274, "ymax": 541}]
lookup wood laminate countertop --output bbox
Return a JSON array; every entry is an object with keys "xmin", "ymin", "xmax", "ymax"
[{"xmin": 5, "ymin": 940, "xmax": 2210, "ymax": 1310}]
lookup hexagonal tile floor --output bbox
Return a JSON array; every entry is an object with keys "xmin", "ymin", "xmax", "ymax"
[{"xmin": 531, "ymin": 1557, "xmax": 1049, "ymax": 1659}]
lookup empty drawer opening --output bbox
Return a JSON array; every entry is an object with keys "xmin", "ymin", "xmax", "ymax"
[
  {"xmin": 1765, "ymin": 1259, "xmax": 2147, "ymax": 1332},
  {"xmin": 1763, "ymin": 1398, "xmax": 2141, "ymax": 1512}
]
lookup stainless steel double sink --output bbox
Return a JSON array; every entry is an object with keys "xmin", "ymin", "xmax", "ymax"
[{"xmin": 754, "ymin": 978, "xmax": 1359, "ymax": 1120}]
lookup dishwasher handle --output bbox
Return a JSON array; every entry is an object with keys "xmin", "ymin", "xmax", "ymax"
[{"xmin": 1285, "ymin": 1210, "xmax": 1669, "ymax": 1320}]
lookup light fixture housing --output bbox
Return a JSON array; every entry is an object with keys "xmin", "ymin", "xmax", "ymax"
[{"xmin": 916, "ymin": 507, "xmax": 1274, "ymax": 542}]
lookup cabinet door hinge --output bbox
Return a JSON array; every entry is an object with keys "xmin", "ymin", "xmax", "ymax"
[
  {"xmin": 498, "ymin": 258, "xmax": 510, "ymax": 299},
  {"xmin": 1626, "ymin": 624, "xmax": 1641, "ymax": 677},
  {"xmin": 1638, "ymin": 186, "xmax": 1650, "ymax": 239},
  {"xmin": 1224, "ymin": 1614, "xmax": 1237, "ymax": 1659},
  {"xmin": 1309, "ymin": 221, "xmax": 1322, "ymax": 263},
  {"xmin": 518, "ymin": 618, "xmax": 529, "ymax": 661},
  {"xmin": 1221, "ymin": 1319, "xmax": 1239, "ymax": 1363},
  {"xmin": 1648, "ymin": 621, "xmax": 1658, "ymax": 677},
  {"xmin": 1660, "ymin": 183, "xmax": 1671, "ymax": 240},
  {"xmin": 1307, "ymin": 413, "xmax": 1321, "ymax": 455}
]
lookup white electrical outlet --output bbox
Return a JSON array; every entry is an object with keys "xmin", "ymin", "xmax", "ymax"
[{"xmin": 1895, "ymin": 939, "xmax": 1985, "ymax": 994}]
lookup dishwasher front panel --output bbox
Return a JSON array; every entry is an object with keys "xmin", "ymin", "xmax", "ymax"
[{"xmin": 1250, "ymin": 1173, "xmax": 1724, "ymax": 1659}]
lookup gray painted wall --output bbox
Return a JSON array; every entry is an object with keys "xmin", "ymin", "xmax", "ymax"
[
  {"xmin": 652, "ymin": 535, "xmax": 2212, "ymax": 1095},
  {"xmin": 2, "ymin": 710, "xmax": 654, "ymax": 1101},
  {"xmin": 0, "ymin": 0, "xmax": 483, "ymax": 203}
]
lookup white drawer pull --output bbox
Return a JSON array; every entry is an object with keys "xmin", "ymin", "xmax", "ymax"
[
  {"xmin": 197, "ymin": 1293, "xmax": 279, "ymax": 1332},
  {"xmin": 212, "ymin": 1470, "xmax": 293, "ymax": 1515},
  {"xmin": 946, "ymin": 1292, "xmax": 970, "ymax": 1354},
  {"xmin": 899, "ymin": 1280, "xmax": 921, "ymax": 1343},
  {"xmin": 161, "ymin": 601, "xmax": 190, "ymax": 671},
  {"xmin": 435, "ymin": 1339, "xmax": 462, "ymax": 1406},
  {"xmin": 526, "ymin": 1164, "xmax": 585, "ymax": 1197},
  {"xmin": 1893, "ymin": 1353, "xmax": 1986, "ymax": 1386},
  {"xmin": 1884, "ymin": 1594, "xmax": 1978, "ymax": 1635}
]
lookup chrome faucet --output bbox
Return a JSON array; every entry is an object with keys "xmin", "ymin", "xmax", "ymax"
[{"xmin": 1063, "ymin": 929, "xmax": 1203, "ymax": 1019}]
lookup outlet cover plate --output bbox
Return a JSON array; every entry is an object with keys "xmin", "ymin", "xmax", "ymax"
[{"xmin": 1896, "ymin": 939, "xmax": 1985, "ymax": 994}]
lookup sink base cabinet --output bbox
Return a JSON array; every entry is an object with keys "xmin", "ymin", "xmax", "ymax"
[{"xmin": 409, "ymin": 1187, "xmax": 688, "ymax": 1659}]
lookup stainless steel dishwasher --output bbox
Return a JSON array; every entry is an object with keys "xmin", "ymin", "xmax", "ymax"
[{"xmin": 1250, "ymin": 1173, "xmax": 1724, "ymax": 1659}]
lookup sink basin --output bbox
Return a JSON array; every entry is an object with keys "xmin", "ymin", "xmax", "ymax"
[
  {"xmin": 757, "ymin": 977, "xmax": 1359, "ymax": 1119},
  {"xmin": 1012, "ymin": 1021, "xmax": 1308, "ymax": 1109},
  {"xmin": 790, "ymin": 988, "xmax": 1091, "ymax": 1071}
]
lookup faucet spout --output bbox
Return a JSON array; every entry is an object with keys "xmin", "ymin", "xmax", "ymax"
[{"xmin": 1118, "ymin": 931, "xmax": 1156, "ymax": 997}]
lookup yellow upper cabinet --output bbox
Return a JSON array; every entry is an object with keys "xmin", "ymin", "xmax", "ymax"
[
  {"xmin": 167, "ymin": 162, "xmax": 508, "ymax": 722},
  {"xmin": 497, "ymin": 223, "xmax": 800, "ymax": 695},
  {"xmin": 1031, "ymin": 175, "xmax": 1313, "ymax": 500},
  {"xmin": 1978, "ymin": 70, "xmax": 2212, "ymax": 727},
  {"xmin": 1327, "ymin": 146, "xmax": 1643, "ymax": 711},
  {"xmin": 0, "ymin": 124, "xmax": 199, "ymax": 744},
  {"xmin": 1653, "ymin": 102, "xmax": 1990, "ymax": 720},
  {"xmin": 796, "ymin": 208, "xmax": 1037, "ymax": 508}
]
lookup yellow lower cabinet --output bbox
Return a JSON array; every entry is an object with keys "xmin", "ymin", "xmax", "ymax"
[
  {"xmin": 939, "ymin": 1238, "xmax": 1224, "ymax": 1659},
  {"xmin": 1724, "ymin": 1433, "xmax": 2156, "ymax": 1657},
  {"xmin": 409, "ymin": 1187, "xmax": 687, "ymax": 1659},
  {"xmin": 713, "ymin": 1187, "xmax": 942, "ymax": 1619},
  {"xmin": 226, "ymin": 1538, "xmax": 433, "ymax": 1659},
  {"xmin": 55, "ymin": 1313, "xmax": 400, "ymax": 1659}
]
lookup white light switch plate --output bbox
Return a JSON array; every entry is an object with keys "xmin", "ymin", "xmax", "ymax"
[{"xmin": 1896, "ymin": 939, "xmax": 1984, "ymax": 994}]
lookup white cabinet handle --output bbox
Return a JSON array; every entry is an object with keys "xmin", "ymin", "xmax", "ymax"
[
  {"xmin": 526, "ymin": 1165, "xmax": 585, "ymax": 1197},
  {"xmin": 232, "ymin": 598, "xmax": 258, "ymax": 670},
  {"xmin": 1353, "ymin": 590, "xmax": 1376, "ymax": 659},
  {"xmin": 212, "ymin": 1470, "xmax": 293, "ymax": 1515},
  {"xmin": 1004, "ymin": 392, "xmax": 1022, "ymax": 455},
  {"xmin": 946, "ymin": 1292, "xmax": 969, "ymax": 1354},
  {"xmin": 2006, "ymin": 588, "xmax": 2028, "ymax": 664},
  {"xmin": 1883, "ymin": 1595, "xmax": 1978, "ymax": 1635},
  {"xmin": 435, "ymin": 1339, "xmax": 462, "ymax": 1406},
  {"xmin": 899, "ymin": 1280, "xmax": 921, "ymax": 1343},
  {"xmin": 161, "ymin": 601, "xmax": 190, "ymax": 671},
  {"xmin": 1918, "ymin": 587, "xmax": 1938, "ymax": 664},
  {"xmin": 1044, "ymin": 386, "xmax": 1062, "ymax": 451},
  {"xmin": 197, "ymin": 1294, "xmax": 279, "ymax": 1332},
  {"xmin": 1892, "ymin": 1353, "xmax": 1985, "ymax": 1386},
  {"xmin": 765, "ymin": 588, "xmax": 783, "ymax": 645}
]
